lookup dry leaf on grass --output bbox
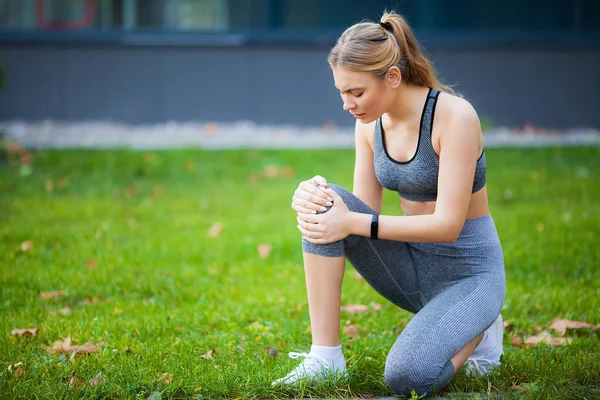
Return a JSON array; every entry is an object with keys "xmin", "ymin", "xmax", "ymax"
[
  {"xmin": 40, "ymin": 290, "xmax": 64, "ymax": 300},
  {"xmin": 341, "ymin": 304, "xmax": 369, "ymax": 313},
  {"xmin": 88, "ymin": 373, "xmax": 106, "ymax": 387},
  {"xmin": 510, "ymin": 336, "xmax": 524, "ymax": 348},
  {"xmin": 157, "ymin": 372, "xmax": 172, "ymax": 384},
  {"xmin": 549, "ymin": 318, "xmax": 592, "ymax": 336},
  {"xmin": 341, "ymin": 304, "xmax": 381, "ymax": 313},
  {"xmin": 44, "ymin": 335, "xmax": 104, "ymax": 356},
  {"xmin": 201, "ymin": 349, "xmax": 215, "ymax": 360},
  {"xmin": 525, "ymin": 335, "xmax": 572, "ymax": 347},
  {"xmin": 60, "ymin": 307, "xmax": 71, "ymax": 315},
  {"xmin": 208, "ymin": 223, "xmax": 223, "ymax": 237},
  {"xmin": 8, "ymin": 361, "xmax": 24, "ymax": 374},
  {"xmin": 258, "ymin": 243, "xmax": 272, "ymax": 259},
  {"xmin": 343, "ymin": 324, "xmax": 359, "ymax": 339},
  {"xmin": 11, "ymin": 328, "xmax": 38, "ymax": 337},
  {"xmin": 68, "ymin": 375, "xmax": 85, "ymax": 390},
  {"xmin": 12, "ymin": 367, "xmax": 24, "ymax": 377}
]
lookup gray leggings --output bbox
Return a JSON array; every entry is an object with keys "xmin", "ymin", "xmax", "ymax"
[{"xmin": 301, "ymin": 184, "xmax": 506, "ymax": 397}]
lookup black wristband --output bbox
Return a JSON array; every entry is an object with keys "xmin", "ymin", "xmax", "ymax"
[{"xmin": 370, "ymin": 214, "xmax": 379, "ymax": 240}]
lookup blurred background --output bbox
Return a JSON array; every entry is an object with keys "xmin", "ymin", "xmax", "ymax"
[{"xmin": 0, "ymin": 0, "xmax": 599, "ymax": 131}]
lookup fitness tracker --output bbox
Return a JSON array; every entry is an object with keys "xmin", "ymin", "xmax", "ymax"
[{"xmin": 370, "ymin": 214, "xmax": 379, "ymax": 240}]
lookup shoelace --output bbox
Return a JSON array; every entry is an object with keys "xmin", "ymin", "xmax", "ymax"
[
  {"xmin": 288, "ymin": 352, "xmax": 332, "ymax": 370},
  {"xmin": 465, "ymin": 356, "xmax": 490, "ymax": 375}
]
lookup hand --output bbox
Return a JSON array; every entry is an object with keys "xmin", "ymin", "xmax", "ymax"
[
  {"xmin": 291, "ymin": 175, "xmax": 332, "ymax": 214},
  {"xmin": 297, "ymin": 187, "xmax": 351, "ymax": 244}
]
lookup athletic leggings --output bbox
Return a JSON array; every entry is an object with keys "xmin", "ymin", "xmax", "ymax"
[{"xmin": 301, "ymin": 184, "xmax": 506, "ymax": 397}]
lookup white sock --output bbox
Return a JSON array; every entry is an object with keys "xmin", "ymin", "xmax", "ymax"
[{"xmin": 309, "ymin": 344, "xmax": 346, "ymax": 370}]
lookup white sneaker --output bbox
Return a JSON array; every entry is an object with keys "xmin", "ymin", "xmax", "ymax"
[
  {"xmin": 271, "ymin": 351, "xmax": 348, "ymax": 386},
  {"xmin": 465, "ymin": 314, "xmax": 504, "ymax": 376}
]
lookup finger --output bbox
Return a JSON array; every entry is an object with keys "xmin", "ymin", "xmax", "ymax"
[
  {"xmin": 293, "ymin": 203, "xmax": 317, "ymax": 214},
  {"xmin": 324, "ymin": 188, "xmax": 342, "ymax": 204},
  {"xmin": 297, "ymin": 213, "xmax": 318, "ymax": 224},
  {"xmin": 297, "ymin": 218, "xmax": 320, "ymax": 232},
  {"xmin": 300, "ymin": 181, "xmax": 331, "ymax": 204},
  {"xmin": 312, "ymin": 175, "xmax": 328, "ymax": 187},
  {"xmin": 294, "ymin": 195, "xmax": 331, "ymax": 212}
]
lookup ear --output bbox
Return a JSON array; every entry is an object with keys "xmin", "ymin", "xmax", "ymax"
[{"xmin": 386, "ymin": 66, "xmax": 401, "ymax": 89}]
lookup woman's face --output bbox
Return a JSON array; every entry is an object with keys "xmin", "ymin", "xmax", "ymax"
[{"xmin": 331, "ymin": 67, "xmax": 397, "ymax": 124}]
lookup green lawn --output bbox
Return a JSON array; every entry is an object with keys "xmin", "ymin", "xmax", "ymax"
[{"xmin": 1, "ymin": 146, "xmax": 599, "ymax": 399}]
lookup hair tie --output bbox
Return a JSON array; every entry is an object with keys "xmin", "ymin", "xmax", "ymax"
[{"xmin": 379, "ymin": 21, "xmax": 393, "ymax": 33}]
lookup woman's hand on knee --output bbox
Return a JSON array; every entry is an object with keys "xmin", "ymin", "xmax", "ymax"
[{"xmin": 291, "ymin": 176, "xmax": 333, "ymax": 214}]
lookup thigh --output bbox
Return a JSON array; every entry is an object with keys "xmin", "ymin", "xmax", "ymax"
[{"xmin": 331, "ymin": 183, "xmax": 423, "ymax": 313}]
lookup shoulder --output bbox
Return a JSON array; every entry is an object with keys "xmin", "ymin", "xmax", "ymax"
[{"xmin": 435, "ymin": 91, "xmax": 481, "ymax": 143}]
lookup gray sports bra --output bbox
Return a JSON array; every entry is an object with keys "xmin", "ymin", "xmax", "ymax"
[{"xmin": 373, "ymin": 88, "xmax": 486, "ymax": 202}]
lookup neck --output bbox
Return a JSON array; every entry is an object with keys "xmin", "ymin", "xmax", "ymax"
[{"xmin": 384, "ymin": 83, "xmax": 429, "ymax": 126}]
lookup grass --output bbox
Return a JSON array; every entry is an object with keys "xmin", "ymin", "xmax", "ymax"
[{"xmin": 0, "ymin": 146, "xmax": 599, "ymax": 399}]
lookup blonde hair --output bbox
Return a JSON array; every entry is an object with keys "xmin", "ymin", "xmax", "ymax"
[{"xmin": 328, "ymin": 11, "xmax": 454, "ymax": 94}]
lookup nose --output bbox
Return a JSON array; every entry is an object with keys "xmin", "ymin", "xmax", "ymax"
[{"xmin": 343, "ymin": 98, "xmax": 356, "ymax": 112}]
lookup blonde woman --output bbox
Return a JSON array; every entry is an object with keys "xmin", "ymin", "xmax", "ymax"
[{"xmin": 273, "ymin": 10, "xmax": 506, "ymax": 398}]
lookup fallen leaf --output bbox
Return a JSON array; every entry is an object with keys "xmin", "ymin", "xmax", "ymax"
[
  {"xmin": 208, "ymin": 223, "xmax": 223, "ymax": 237},
  {"xmin": 157, "ymin": 372, "xmax": 172, "ymax": 384},
  {"xmin": 68, "ymin": 376, "xmax": 84, "ymax": 390},
  {"xmin": 343, "ymin": 324, "xmax": 359, "ymax": 339},
  {"xmin": 510, "ymin": 336, "xmax": 524, "ymax": 348},
  {"xmin": 12, "ymin": 367, "xmax": 24, "ymax": 377},
  {"xmin": 200, "ymin": 349, "xmax": 215, "ymax": 360},
  {"xmin": 60, "ymin": 307, "xmax": 71, "ymax": 315},
  {"xmin": 44, "ymin": 336, "xmax": 101, "ymax": 355},
  {"xmin": 263, "ymin": 165, "xmax": 279, "ymax": 178},
  {"xmin": 8, "ymin": 361, "xmax": 23, "ymax": 373},
  {"xmin": 341, "ymin": 304, "xmax": 370, "ymax": 313},
  {"xmin": 525, "ymin": 335, "xmax": 572, "ymax": 347},
  {"xmin": 40, "ymin": 290, "xmax": 64, "ymax": 300},
  {"xmin": 11, "ymin": 328, "xmax": 38, "ymax": 337},
  {"xmin": 20, "ymin": 241, "xmax": 33, "ymax": 252},
  {"xmin": 549, "ymin": 319, "xmax": 592, "ymax": 336},
  {"xmin": 88, "ymin": 373, "xmax": 106, "ymax": 386},
  {"xmin": 281, "ymin": 166, "xmax": 295, "ymax": 178},
  {"xmin": 258, "ymin": 244, "xmax": 272, "ymax": 259}
]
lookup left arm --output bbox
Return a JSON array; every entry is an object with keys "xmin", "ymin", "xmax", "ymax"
[{"xmin": 348, "ymin": 101, "xmax": 482, "ymax": 243}]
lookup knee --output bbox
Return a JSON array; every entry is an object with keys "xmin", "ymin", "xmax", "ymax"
[{"xmin": 384, "ymin": 359, "xmax": 441, "ymax": 398}]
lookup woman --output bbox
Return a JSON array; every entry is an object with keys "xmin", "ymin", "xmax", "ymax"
[{"xmin": 272, "ymin": 10, "xmax": 506, "ymax": 398}]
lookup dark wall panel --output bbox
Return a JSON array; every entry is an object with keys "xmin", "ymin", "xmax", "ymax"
[{"xmin": 0, "ymin": 44, "xmax": 599, "ymax": 129}]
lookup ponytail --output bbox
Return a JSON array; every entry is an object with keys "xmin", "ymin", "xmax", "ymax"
[{"xmin": 328, "ymin": 10, "xmax": 454, "ymax": 94}]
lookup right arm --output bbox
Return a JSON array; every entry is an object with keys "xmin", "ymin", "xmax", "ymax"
[{"xmin": 352, "ymin": 120, "xmax": 383, "ymax": 214}]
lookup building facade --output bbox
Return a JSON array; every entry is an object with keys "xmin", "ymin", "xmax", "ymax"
[{"xmin": 1, "ymin": 0, "xmax": 599, "ymax": 129}]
